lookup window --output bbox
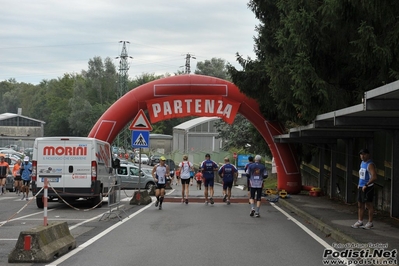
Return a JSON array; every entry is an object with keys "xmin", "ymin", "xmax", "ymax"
[{"xmin": 117, "ymin": 167, "xmax": 127, "ymax": 175}]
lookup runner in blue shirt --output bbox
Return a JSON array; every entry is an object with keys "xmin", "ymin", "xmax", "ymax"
[
  {"xmin": 200, "ymin": 154, "xmax": 218, "ymax": 205},
  {"xmin": 218, "ymin": 158, "xmax": 238, "ymax": 205},
  {"xmin": 246, "ymin": 155, "xmax": 268, "ymax": 217},
  {"xmin": 244, "ymin": 156, "xmax": 254, "ymax": 204}
]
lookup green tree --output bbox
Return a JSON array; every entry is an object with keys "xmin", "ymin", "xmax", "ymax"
[
  {"xmin": 195, "ymin": 58, "xmax": 230, "ymax": 80},
  {"xmin": 229, "ymin": 0, "xmax": 399, "ymax": 125},
  {"xmin": 68, "ymin": 77, "xmax": 93, "ymax": 136},
  {"xmin": 215, "ymin": 114, "xmax": 268, "ymax": 155},
  {"xmin": 84, "ymin": 56, "xmax": 118, "ymax": 105},
  {"xmin": 36, "ymin": 74, "xmax": 74, "ymax": 136}
]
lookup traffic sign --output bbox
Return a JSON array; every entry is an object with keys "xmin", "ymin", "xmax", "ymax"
[
  {"xmin": 132, "ymin": 130, "xmax": 150, "ymax": 148},
  {"xmin": 129, "ymin": 109, "xmax": 153, "ymax": 131}
]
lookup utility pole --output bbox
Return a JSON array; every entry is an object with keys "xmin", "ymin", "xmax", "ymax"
[
  {"xmin": 115, "ymin": 41, "xmax": 133, "ymax": 151},
  {"xmin": 182, "ymin": 53, "xmax": 196, "ymax": 74}
]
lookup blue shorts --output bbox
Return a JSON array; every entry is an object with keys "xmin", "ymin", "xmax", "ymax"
[
  {"xmin": 203, "ymin": 178, "xmax": 214, "ymax": 187},
  {"xmin": 223, "ymin": 181, "xmax": 233, "ymax": 190}
]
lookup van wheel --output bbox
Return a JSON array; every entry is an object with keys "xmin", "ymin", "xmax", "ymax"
[
  {"xmin": 92, "ymin": 192, "xmax": 103, "ymax": 208},
  {"xmin": 36, "ymin": 197, "xmax": 44, "ymax": 209}
]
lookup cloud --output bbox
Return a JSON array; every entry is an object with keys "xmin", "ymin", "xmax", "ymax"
[{"xmin": 0, "ymin": 0, "xmax": 258, "ymax": 84}]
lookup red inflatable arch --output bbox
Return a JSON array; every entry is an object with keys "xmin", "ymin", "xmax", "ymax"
[{"xmin": 88, "ymin": 74, "xmax": 301, "ymax": 194}]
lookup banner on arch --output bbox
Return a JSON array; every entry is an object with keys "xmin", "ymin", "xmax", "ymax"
[{"xmin": 146, "ymin": 95, "xmax": 240, "ymax": 124}]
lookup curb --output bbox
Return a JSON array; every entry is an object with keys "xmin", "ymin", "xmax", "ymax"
[{"xmin": 278, "ymin": 199, "xmax": 358, "ymax": 244}]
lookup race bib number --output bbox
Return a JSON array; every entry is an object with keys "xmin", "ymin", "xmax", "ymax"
[
  {"xmin": 359, "ymin": 168, "xmax": 366, "ymax": 180},
  {"xmin": 158, "ymin": 176, "xmax": 165, "ymax": 184}
]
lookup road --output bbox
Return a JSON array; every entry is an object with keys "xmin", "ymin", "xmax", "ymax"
[{"xmin": 0, "ymin": 172, "xmax": 348, "ymax": 266}]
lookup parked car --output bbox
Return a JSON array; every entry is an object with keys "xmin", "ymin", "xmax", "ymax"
[
  {"xmin": 117, "ymin": 164, "xmax": 155, "ymax": 191},
  {"xmin": 134, "ymin": 154, "xmax": 149, "ymax": 164},
  {"xmin": 148, "ymin": 155, "xmax": 161, "ymax": 166},
  {"xmin": 165, "ymin": 159, "xmax": 176, "ymax": 178}
]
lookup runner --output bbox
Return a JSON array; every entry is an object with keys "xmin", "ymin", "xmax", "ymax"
[
  {"xmin": 151, "ymin": 156, "xmax": 170, "ymax": 210},
  {"xmin": 244, "ymin": 156, "xmax": 254, "ymax": 204},
  {"xmin": 12, "ymin": 159, "xmax": 22, "ymax": 195},
  {"xmin": 0, "ymin": 156, "xmax": 10, "ymax": 195},
  {"xmin": 178, "ymin": 155, "xmax": 194, "ymax": 204},
  {"xmin": 246, "ymin": 155, "xmax": 268, "ymax": 217},
  {"xmin": 195, "ymin": 170, "xmax": 203, "ymax": 190},
  {"xmin": 218, "ymin": 158, "xmax": 238, "ymax": 205},
  {"xmin": 200, "ymin": 153, "xmax": 218, "ymax": 205},
  {"xmin": 20, "ymin": 157, "xmax": 32, "ymax": 201}
]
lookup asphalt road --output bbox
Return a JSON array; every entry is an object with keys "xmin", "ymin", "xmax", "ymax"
[{"xmin": 0, "ymin": 172, "xmax": 346, "ymax": 266}]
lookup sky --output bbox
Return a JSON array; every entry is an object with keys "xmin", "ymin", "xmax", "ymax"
[{"xmin": 0, "ymin": 0, "xmax": 259, "ymax": 85}]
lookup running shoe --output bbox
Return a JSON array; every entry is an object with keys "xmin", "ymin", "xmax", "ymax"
[
  {"xmin": 205, "ymin": 201, "xmax": 208, "ymax": 205},
  {"xmin": 21, "ymin": 195, "xmax": 25, "ymax": 200},
  {"xmin": 250, "ymin": 209, "xmax": 255, "ymax": 217},
  {"xmin": 185, "ymin": 199, "xmax": 188, "ymax": 204},
  {"xmin": 351, "ymin": 221, "xmax": 363, "ymax": 228},
  {"xmin": 223, "ymin": 195, "xmax": 227, "ymax": 202},
  {"xmin": 159, "ymin": 205, "xmax": 162, "ymax": 210},
  {"xmin": 362, "ymin": 222, "xmax": 373, "ymax": 230},
  {"xmin": 210, "ymin": 198, "xmax": 214, "ymax": 205},
  {"xmin": 26, "ymin": 197, "xmax": 29, "ymax": 201},
  {"xmin": 227, "ymin": 200, "xmax": 230, "ymax": 205},
  {"xmin": 255, "ymin": 213, "xmax": 260, "ymax": 218},
  {"xmin": 155, "ymin": 201, "xmax": 159, "ymax": 207}
]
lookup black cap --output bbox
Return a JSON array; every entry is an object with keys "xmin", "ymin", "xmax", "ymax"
[
  {"xmin": 358, "ymin": 149, "xmax": 370, "ymax": 154},
  {"xmin": 248, "ymin": 156, "xmax": 254, "ymax": 161},
  {"xmin": 205, "ymin": 153, "xmax": 210, "ymax": 158}
]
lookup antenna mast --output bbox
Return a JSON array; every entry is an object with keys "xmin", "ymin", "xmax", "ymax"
[{"xmin": 115, "ymin": 41, "xmax": 133, "ymax": 151}]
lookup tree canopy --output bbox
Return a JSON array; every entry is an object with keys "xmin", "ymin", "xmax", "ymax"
[{"xmin": 228, "ymin": 0, "xmax": 399, "ymax": 125}]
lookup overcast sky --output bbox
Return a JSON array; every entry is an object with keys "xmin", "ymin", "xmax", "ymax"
[{"xmin": 0, "ymin": 0, "xmax": 259, "ymax": 85}]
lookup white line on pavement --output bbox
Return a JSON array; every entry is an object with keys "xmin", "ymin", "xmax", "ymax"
[
  {"xmin": 271, "ymin": 203, "xmax": 349, "ymax": 265},
  {"xmin": 48, "ymin": 201, "xmax": 155, "ymax": 266}
]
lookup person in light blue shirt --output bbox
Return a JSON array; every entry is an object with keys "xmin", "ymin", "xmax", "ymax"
[{"xmin": 20, "ymin": 157, "xmax": 32, "ymax": 201}]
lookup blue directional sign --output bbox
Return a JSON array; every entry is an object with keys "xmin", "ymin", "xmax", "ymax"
[{"xmin": 131, "ymin": 130, "xmax": 150, "ymax": 148}]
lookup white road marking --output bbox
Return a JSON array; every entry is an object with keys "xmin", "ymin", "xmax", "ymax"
[
  {"xmin": 271, "ymin": 203, "xmax": 349, "ymax": 265},
  {"xmin": 48, "ymin": 202, "xmax": 155, "ymax": 266}
]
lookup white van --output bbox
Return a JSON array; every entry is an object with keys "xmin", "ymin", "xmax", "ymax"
[{"xmin": 31, "ymin": 137, "xmax": 113, "ymax": 208}]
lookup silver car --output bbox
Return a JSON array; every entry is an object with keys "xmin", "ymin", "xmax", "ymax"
[{"xmin": 117, "ymin": 164, "xmax": 155, "ymax": 191}]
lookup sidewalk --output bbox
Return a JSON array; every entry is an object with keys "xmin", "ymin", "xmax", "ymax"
[{"xmin": 278, "ymin": 193, "xmax": 399, "ymax": 251}]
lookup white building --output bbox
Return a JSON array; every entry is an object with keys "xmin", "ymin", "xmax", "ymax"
[{"xmin": 173, "ymin": 117, "xmax": 222, "ymax": 154}]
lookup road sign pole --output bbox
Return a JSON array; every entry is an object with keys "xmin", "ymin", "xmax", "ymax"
[{"xmin": 138, "ymin": 148, "xmax": 141, "ymax": 194}]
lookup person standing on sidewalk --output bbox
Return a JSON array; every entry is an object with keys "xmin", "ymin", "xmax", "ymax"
[
  {"xmin": 200, "ymin": 153, "xmax": 218, "ymax": 205},
  {"xmin": 244, "ymin": 156, "xmax": 254, "ymax": 204},
  {"xmin": 152, "ymin": 156, "xmax": 170, "ymax": 210},
  {"xmin": 218, "ymin": 158, "xmax": 238, "ymax": 205},
  {"xmin": 13, "ymin": 159, "xmax": 22, "ymax": 195},
  {"xmin": 246, "ymin": 155, "xmax": 268, "ymax": 217},
  {"xmin": 0, "ymin": 156, "xmax": 10, "ymax": 195},
  {"xmin": 20, "ymin": 157, "xmax": 32, "ymax": 201},
  {"xmin": 178, "ymin": 155, "xmax": 194, "ymax": 204},
  {"xmin": 351, "ymin": 149, "xmax": 377, "ymax": 229}
]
